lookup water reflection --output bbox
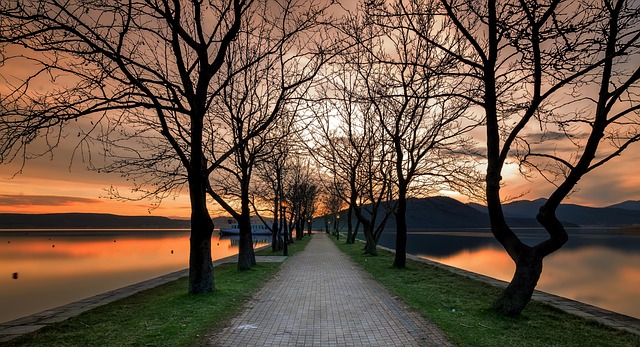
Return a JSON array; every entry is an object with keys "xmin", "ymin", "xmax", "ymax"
[
  {"xmin": 0, "ymin": 229, "xmax": 268, "ymax": 324},
  {"xmin": 375, "ymin": 228, "xmax": 640, "ymax": 318}
]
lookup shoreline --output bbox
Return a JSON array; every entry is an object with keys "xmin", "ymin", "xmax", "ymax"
[
  {"xmin": 369, "ymin": 228, "xmax": 640, "ymax": 318},
  {"xmin": 0, "ymin": 246, "xmax": 281, "ymax": 343},
  {"xmin": 1, "ymin": 241, "xmax": 638, "ymax": 343},
  {"xmin": 374, "ymin": 242, "xmax": 640, "ymax": 335}
]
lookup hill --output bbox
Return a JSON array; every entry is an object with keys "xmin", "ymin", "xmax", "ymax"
[
  {"xmin": 0, "ymin": 213, "xmax": 190, "ymax": 229},
  {"xmin": 468, "ymin": 199, "xmax": 640, "ymax": 227},
  {"xmin": 401, "ymin": 196, "xmax": 489, "ymax": 228},
  {"xmin": 337, "ymin": 196, "xmax": 577, "ymax": 229},
  {"xmin": 4, "ymin": 197, "xmax": 637, "ymax": 230},
  {"xmin": 327, "ymin": 196, "xmax": 637, "ymax": 229},
  {"xmin": 607, "ymin": 200, "xmax": 640, "ymax": 211}
]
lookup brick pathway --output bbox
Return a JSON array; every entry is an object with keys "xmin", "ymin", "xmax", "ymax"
[{"xmin": 207, "ymin": 233, "xmax": 452, "ymax": 346}]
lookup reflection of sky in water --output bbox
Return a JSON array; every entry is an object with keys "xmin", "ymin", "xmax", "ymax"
[
  {"xmin": 375, "ymin": 229, "xmax": 640, "ymax": 318},
  {"xmin": 0, "ymin": 230, "xmax": 260, "ymax": 324}
]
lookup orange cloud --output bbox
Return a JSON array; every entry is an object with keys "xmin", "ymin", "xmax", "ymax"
[
  {"xmin": 0, "ymin": 194, "xmax": 99, "ymax": 206},
  {"xmin": 0, "ymin": 169, "xmax": 192, "ymax": 217}
]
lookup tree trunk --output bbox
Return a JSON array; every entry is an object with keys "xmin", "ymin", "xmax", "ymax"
[
  {"xmin": 188, "ymin": 176, "xmax": 215, "ymax": 294},
  {"xmin": 393, "ymin": 187, "xmax": 408, "ymax": 268},
  {"xmin": 237, "ymin": 161, "xmax": 257, "ymax": 270},
  {"xmin": 287, "ymin": 217, "xmax": 295, "ymax": 244},
  {"xmin": 296, "ymin": 218, "xmax": 304, "ymax": 240},
  {"xmin": 349, "ymin": 219, "xmax": 360, "ymax": 244},
  {"xmin": 361, "ymin": 218, "xmax": 376, "ymax": 255},
  {"xmin": 272, "ymin": 198, "xmax": 279, "ymax": 252},
  {"xmin": 346, "ymin": 206, "xmax": 354, "ymax": 244},
  {"xmin": 363, "ymin": 231, "xmax": 377, "ymax": 256},
  {"xmin": 237, "ymin": 214, "xmax": 255, "ymax": 270},
  {"xmin": 282, "ymin": 206, "xmax": 289, "ymax": 256},
  {"xmin": 491, "ymin": 249, "xmax": 543, "ymax": 316},
  {"xmin": 237, "ymin": 176, "xmax": 256, "ymax": 270}
]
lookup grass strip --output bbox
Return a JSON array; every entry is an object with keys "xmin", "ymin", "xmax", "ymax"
[
  {"xmin": 333, "ymin": 237, "xmax": 640, "ymax": 347},
  {"xmin": 2, "ymin": 235, "xmax": 311, "ymax": 347}
]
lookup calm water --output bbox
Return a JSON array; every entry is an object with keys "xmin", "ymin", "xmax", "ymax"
[
  {"xmin": 375, "ymin": 228, "xmax": 640, "ymax": 318},
  {"xmin": 3, "ymin": 228, "xmax": 638, "ymax": 324},
  {"xmin": 0, "ymin": 229, "xmax": 270, "ymax": 324}
]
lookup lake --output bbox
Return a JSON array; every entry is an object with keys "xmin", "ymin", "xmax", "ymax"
[
  {"xmin": 0, "ymin": 229, "xmax": 269, "ymax": 324},
  {"xmin": 374, "ymin": 227, "xmax": 640, "ymax": 318},
  {"xmin": 2, "ymin": 228, "xmax": 638, "ymax": 324}
]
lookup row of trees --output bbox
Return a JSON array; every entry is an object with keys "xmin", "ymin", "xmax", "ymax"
[
  {"xmin": 1, "ymin": 0, "xmax": 638, "ymax": 317},
  {"xmin": 318, "ymin": 0, "xmax": 638, "ymax": 317},
  {"xmin": 0, "ymin": 0, "xmax": 337, "ymax": 291},
  {"xmin": 398, "ymin": 0, "xmax": 639, "ymax": 316},
  {"xmin": 310, "ymin": 3, "xmax": 483, "ymax": 263}
]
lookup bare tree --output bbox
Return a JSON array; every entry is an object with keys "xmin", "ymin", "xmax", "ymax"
[
  {"xmin": 283, "ymin": 158, "xmax": 319, "ymax": 240},
  {"xmin": 0, "ymin": 0, "xmax": 258, "ymax": 294},
  {"xmin": 253, "ymin": 118, "xmax": 296, "ymax": 253},
  {"xmin": 204, "ymin": 0, "xmax": 333, "ymax": 270},
  {"xmin": 0, "ymin": 0, "xmax": 338, "ymax": 288},
  {"xmin": 310, "ymin": 68, "xmax": 366, "ymax": 243},
  {"xmin": 393, "ymin": 0, "xmax": 639, "ymax": 315},
  {"xmin": 322, "ymin": 182, "xmax": 345, "ymax": 237},
  {"xmin": 355, "ymin": 123, "xmax": 398, "ymax": 255},
  {"xmin": 315, "ymin": 94, "xmax": 397, "ymax": 253},
  {"xmin": 312, "ymin": 25, "xmax": 404, "ymax": 252},
  {"xmin": 357, "ymin": 3, "xmax": 480, "ymax": 267}
]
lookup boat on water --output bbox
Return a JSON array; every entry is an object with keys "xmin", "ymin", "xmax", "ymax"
[{"xmin": 219, "ymin": 223, "xmax": 271, "ymax": 236}]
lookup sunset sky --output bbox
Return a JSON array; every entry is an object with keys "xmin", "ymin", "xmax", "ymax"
[
  {"xmin": 0, "ymin": 1, "xmax": 638, "ymax": 219},
  {"xmin": 1, "ymin": 139, "xmax": 638, "ymax": 219}
]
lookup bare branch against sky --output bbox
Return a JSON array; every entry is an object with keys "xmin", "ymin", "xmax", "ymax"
[{"xmin": 0, "ymin": 0, "xmax": 638, "ymax": 222}]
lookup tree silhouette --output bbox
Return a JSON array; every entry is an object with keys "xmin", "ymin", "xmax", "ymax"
[
  {"xmin": 204, "ymin": 1, "xmax": 333, "ymax": 270},
  {"xmin": 253, "ymin": 116, "xmax": 296, "ymax": 253},
  {"xmin": 311, "ymin": 60, "xmax": 397, "ymax": 254},
  {"xmin": 0, "ymin": 0, "xmax": 256, "ymax": 294},
  {"xmin": 0, "ymin": 0, "xmax": 337, "ymax": 291},
  {"xmin": 358, "ymin": 3, "xmax": 480, "ymax": 267},
  {"xmin": 394, "ymin": 0, "xmax": 639, "ymax": 315}
]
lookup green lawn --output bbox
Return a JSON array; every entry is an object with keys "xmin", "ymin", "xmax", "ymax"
[
  {"xmin": 333, "ymin": 237, "xmax": 640, "ymax": 347},
  {"xmin": 1, "ymin": 236, "xmax": 311, "ymax": 347}
]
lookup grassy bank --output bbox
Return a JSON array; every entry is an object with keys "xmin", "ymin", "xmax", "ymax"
[
  {"xmin": 2, "ymin": 236, "xmax": 311, "ymax": 347},
  {"xmin": 333, "ymin": 237, "xmax": 640, "ymax": 347}
]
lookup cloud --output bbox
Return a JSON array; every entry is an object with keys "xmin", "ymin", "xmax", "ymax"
[{"xmin": 0, "ymin": 194, "xmax": 99, "ymax": 207}]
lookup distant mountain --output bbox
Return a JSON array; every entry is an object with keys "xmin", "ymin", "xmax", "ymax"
[
  {"xmin": 467, "ymin": 202, "xmax": 489, "ymax": 216},
  {"xmin": 338, "ymin": 196, "xmax": 578, "ymax": 229},
  {"xmin": 468, "ymin": 199, "xmax": 640, "ymax": 227},
  {"xmin": 607, "ymin": 200, "xmax": 640, "ymax": 211},
  {"xmin": 400, "ymin": 196, "xmax": 489, "ymax": 228},
  {"xmin": 10, "ymin": 197, "xmax": 634, "ymax": 230},
  {"xmin": 0, "ymin": 213, "xmax": 190, "ymax": 229}
]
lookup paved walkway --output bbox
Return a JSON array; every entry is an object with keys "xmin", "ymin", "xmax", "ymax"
[{"xmin": 206, "ymin": 233, "xmax": 452, "ymax": 346}]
